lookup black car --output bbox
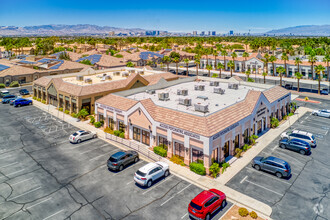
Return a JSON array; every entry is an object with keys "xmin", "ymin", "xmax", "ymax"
[
  {"xmin": 107, "ymin": 151, "xmax": 139, "ymax": 171},
  {"xmin": 284, "ymin": 84, "xmax": 293, "ymax": 90},
  {"xmin": 19, "ymin": 89, "xmax": 30, "ymax": 95},
  {"xmin": 279, "ymin": 138, "xmax": 311, "ymax": 155}
]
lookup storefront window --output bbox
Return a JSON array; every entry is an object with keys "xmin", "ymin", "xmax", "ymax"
[
  {"xmin": 158, "ymin": 136, "xmax": 168, "ymax": 147},
  {"xmin": 212, "ymin": 148, "xmax": 219, "ymax": 163},
  {"xmin": 174, "ymin": 142, "xmax": 185, "ymax": 159},
  {"xmin": 99, "ymin": 114, "xmax": 104, "ymax": 122},
  {"xmin": 142, "ymin": 130, "xmax": 150, "ymax": 145},
  {"xmin": 192, "ymin": 148, "xmax": 204, "ymax": 163},
  {"xmin": 108, "ymin": 118, "xmax": 115, "ymax": 130},
  {"xmin": 133, "ymin": 127, "xmax": 141, "ymax": 141},
  {"xmin": 118, "ymin": 121, "xmax": 126, "ymax": 133}
]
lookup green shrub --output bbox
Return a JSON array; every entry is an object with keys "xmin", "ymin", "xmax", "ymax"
[
  {"xmin": 119, "ymin": 132, "xmax": 125, "ymax": 138},
  {"xmin": 288, "ymin": 112, "xmax": 294, "ymax": 116},
  {"xmin": 41, "ymin": 100, "xmax": 46, "ymax": 104},
  {"xmin": 153, "ymin": 146, "xmax": 167, "ymax": 157},
  {"xmin": 247, "ymin": 145, "xmax": 252, "ymax": 150},
  {"xmin": 89, "ymin": 115, "xmax": 95, "ymax": 124},
  {"xmin": 64, "ymin": 110, "xmax": 69, "ymax": 114},
  {"xmin": 221, "ymin": 162, "xmax": 230, "ymax": 174},
  {"xmin": 271, "ymin": 117, "xmax": 279, "ymax": 128},
  {"xmin": 189, "ymin": 162, "xmax": 206, "ymax": 175},
  {"xmin": 247, "ymin": 77, "xmax": 255, "ymax": 82},
  {"xmin": 104, "ymin": 127, "xmax": 114, "ymax": 134},
  {"xmin": 242, "ymin": 144, "xmax": 249, "ymax": 152},
  {"xmin": 209, "ymin": 163, "xmax": 220, "ymax": 178},
  {"xmin": 238, "ymin": 207, "xmax": 249, "ymax": 217},
  {"xmin": 158, "ymin": 144, "xmax": 168, "ymax": 151},
  {"xmin": 59, "ymin": 107, "xmax": 63, "ymax": 111},
  {"xmin": 114, "ymin": 54, "xmax": 123, "ymax": 58},
  {"xmin": 211, "ymin": 73, "xmax": 218, "ymax": 78},
  {"xmin": 0, "ymin": 83, "xmax": 5, "ymax": 88},
  {"xmin": 170, "ymin": 155, "xmax": 185, "ymax": 166},
  {"xmin": 37, "ymin": 98, "xmax": 41, "ymax": 102},
  {"xmin": 250, "ymin": 211, "xmax": 258, "ymax": 219},
  {"xmin": 94, "ymin": 121, "xmax": 102, "ymax": 128},
  {"xmin": 32, "ymin": 96, "xmax": 37, "ymax": 100},
  {"xmin": 77, "ymin": 109, "xmax": 89, "ymax": 119},
  {"xmin": 71, "ymin": 113, "xmax": 77, "ymax": 118},
  {"xmin": 235, "ymin": 148, "xmax": 243, "ymax": 158},
  {"xmin": 305, "ymin": 96, "xmax": 309, "ymax": 101},
  {"xmin": 283, "ymin": 115, "xmax": 288, "ymax": 120},
  {"xmin": 9, "ymin": 81, "xmax": 19, "ymax": 87},
  {"xmin": 251, "ymin": 135, "xmax": 258, "ymax": 139},
  {"xmin": 114, "ymin": 130, "xmax": 120, "ymax": 136},
  {"xmin": 197, "ymin": 159, "xmax": 204, "ymax": 164}
]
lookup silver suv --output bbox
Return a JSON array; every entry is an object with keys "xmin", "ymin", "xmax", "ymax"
[{"xmin": 280, "ymin": 129, "xmax": 316, "ymax": 147}]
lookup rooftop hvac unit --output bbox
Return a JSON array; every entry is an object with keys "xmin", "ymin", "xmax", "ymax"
[
  {"xmin": 179, "ymin": 98, "xmax": 192, "ymax": 106},
  {"xmin": 214, "ymin": 87, "xmax": 225, "ymax": 94},
  {"xmin": 105, "ymin": 75, "xmax": 112, "ymax": 80},
  {"xmin": 138, "ymin": 70, "xmax": 144, "ymax": 75},
  {"xmin": 84, "ymin": 78, "xmax": 92, "ymax": 83},
  {"xmin": 113, "ymin": 71, "xmax": 120, "ymax": 76},
  {"xmin": 210, "ymin": 81, "xmax": 219, "ymax": 86},
  {"xmin": 194, "ymin": 85, "xmax": 205, "ymax": 91},
  {"xmin": 122, "ymin": 72, "xmax": 129, "ymax": 77},
  {"xmin": 76, "ymin": 75, "xmax": 84, "ymax": 81},
  {"xmin": 129, "ymin": 70, "xmax": 135, "ymax": 73},
  {"xmin": 194, "ymin": 103, "xmax": 209, "ymax": 113},
  {"xmin": 228, "ymin": 83, "xmax": 239, "ymax": 90},
  {"xmin": 146, "ymin": 90, "xmax": 155, "ymax": 94},
  {"xmin": 177, "ymin": 89, "xmax": 188, "ymax": 96},
  {"xmin": 158, "ymin": 92, "xmax": 170, "ymax": 101}
]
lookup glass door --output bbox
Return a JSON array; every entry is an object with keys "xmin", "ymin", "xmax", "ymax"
[
  {"xmin": 224, "ymin": 141, "xmax": 230, "ymax": 158},
  {"xmin": 142, "ymin": 130, "xmax": 150, "ymax": 145}
]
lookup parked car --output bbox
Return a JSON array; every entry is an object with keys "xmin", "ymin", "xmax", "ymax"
[
  {"xmin": 284, "ymin": 84, "xmax": 293, "ymax": 90},
  {"xmin": 134, "ymin": 162, "xmax": 170, "ymax": 187},
  {"xmin": 188, "ymin": 189, "xmax": 227, "ymax": 220},
  {"xmin": 2, "ymin": 95, "xmax": 16, "ymax": 104},
  {"xmin": 0, "ymin": 90, "xmax": 10, "ymax": 98},
  {"xmin": 279, "ymin": 138, "xmax": 311, "ymax": 155},
  {"xmin": 10, "ymin": 97, "xmax": 21, "ymax": 105},
  {"xmin": 19, "ymin": 89, "xmax": 30, "ymax": 95},
  {"xmin": 312, "ymin": 109, "xmax": 330, "ymax": 118},
  {"xmin": 107, "ymin": 151, "xmax": 139, "ymax": 171},
  {"xmin": 320, "ymin": 88, "xmax": 329, "ymax": 95},
  {"xmin": 13, "ymin": 98, "xmax": 32, "ymax": 107},
  {"xmin": 69, "ymin": 130, "xmax": 97, "ymax": 143},
  {"xmin": 251, "ymin": 156, "xmax": 291, "ymax": 178},
  {"xmin": 280, "ymin": 129, "xmax": 316, "ymax": 147}
]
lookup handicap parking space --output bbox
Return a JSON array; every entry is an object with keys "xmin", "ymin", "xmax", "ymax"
[{"xmin": 227, "ymin": 111, "xmax": 330, "ymax": 220}]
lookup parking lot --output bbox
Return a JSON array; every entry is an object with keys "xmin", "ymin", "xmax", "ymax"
[
  {"xmin": 0, "ymin": 103, "xmax": 232, "ymax": 220},
  {"xmin": 226, "ymin": 99, "xmax": 330, "ymax": 220}
]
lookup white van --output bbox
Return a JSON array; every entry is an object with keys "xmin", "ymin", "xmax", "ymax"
[{"xmin": 0, "ymin": 90, "xmax": 10, "ymax": 97}]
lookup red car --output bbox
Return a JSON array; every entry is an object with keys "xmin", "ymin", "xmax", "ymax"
[{"xmin": 188, "ymin": 189, "xmax": 226, "ymax": 220}]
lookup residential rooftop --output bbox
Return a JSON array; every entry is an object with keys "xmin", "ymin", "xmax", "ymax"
[{"xmin": 127, "ymin": 80, "xmax": 264, "ymax": 116}]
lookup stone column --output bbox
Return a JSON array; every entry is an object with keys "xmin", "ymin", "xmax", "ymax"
[
  {"xmin": 203, "ymin": 155, "xmax": 211, "ymax": 175},
  {"xmin": 184, "ymin": 147, "xmax": 191, "ymax": 166}
]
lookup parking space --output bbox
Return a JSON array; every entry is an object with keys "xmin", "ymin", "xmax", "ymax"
[
  {"xmin": 227, "ymin": 109, "xmax": 330, "ymax": 220},
  {"xmin": 0, "ymin": 103, "xmax": 232, "ymax": 219}
]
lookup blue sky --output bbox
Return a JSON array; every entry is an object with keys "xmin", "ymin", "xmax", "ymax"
[{"xmin": 1, "ymin": 0, "xmax": 329, "ymax": 33}]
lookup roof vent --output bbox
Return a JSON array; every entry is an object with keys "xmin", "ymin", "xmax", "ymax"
[
  {"xmin": 210, "ymin": 81, "xmax": 219, "ymax": 86},
  {"xmin": 158, "ymin": 92, "xmax": 170, "ymax": 101},
  {"xmin": 177, "ymin": 89, "xmax": 188, "ymax": 96},
  {"xmin": 105, "ymin": 75, "xmax": 112, "ymax": 80},
  {"xmin": 179, "ymin": 98, "xmax": 192, "ymax": 106},
  {"xmin": 84, "ymin": 78, "xmax": 92, "ymax": 83},
  {"xmin": 228, "ymin": 83, "xmax": 239, "ymax": 90},
  {"xmin": 197, "ymin": 95, "xmax": 208, "ymax": 101},
  {"xmin": 138, "ymin": 70, "xmax": 144, "ymax": 75},
  {"xmin": 194, "ymin": 85, "xmax": 205, "ymax": 91},
  {"xmin": 146, "ymin": 90, "xmax": 155, "ymax": 94},
  {"xmin": 194, "ymin": 103, "xmax": 209, "ymax": 113},
  {"xmin": 129, "ymin": 69, "xmax": 135, "ymax": 73},
  {"xmin": 214, "ymin": 87, "xmax": 225, "ymax": 94},
  {"xmin": 76, "ymin": 75, "xmax": 84, "ymax": 81}
]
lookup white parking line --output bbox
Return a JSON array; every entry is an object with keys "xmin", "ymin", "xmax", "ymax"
[
  {"xmin": 126, "ymin": 180, "xmax": 134, "ymax": 185},
  {"xmin": 181, "ymin": 213, "xmax": 188, "ymax": 219},
  {"xmin": 89, "ymin": 154, "xmax": 105, "ymax": 161},
  {"xmin": 27, "ymin": 197, "xmax": 52, "ymax": 209},
  {"xmin": 80, "ymin": 144, "xmax": 108, "ymax": 154},
  {"xmin": 240, "ymin": 176, "xmax": 248, "ymax": 184},
  {"xmin": 6, "ymin": 169, "xmax": 26, "ymax": 177},
  {"xmin": 245, "ymin": 167, "xmax": 291, "ymax": 185},
  {"xmin": 177, "ymin": 184, "xmax": 192, "ymax": 194},
  {"xmin": 142, "ymin": 175, "xmax": 174, "ymax": 195},
  {"xmin": 12, "ymin": 177, "xmax": 33, "ymax": 186},
  {"xmin": 160, "ymin": 195, "xmax": 175, "ymax": 207},
  {"xmin": 10, "ymin": 186, "xmax": 41, "ymax": 200},
  {"xmin": 0, "ymin": 162, "xmax": 18, "ymax": 169},
  {"xmin": 0, "ymin": 154, "xmax": 12, "ymax": 160},
  {"xmin": 113, "ymin": 160, "xmax": 143, "ymax": 176},
  {"xmin": 43, "ymin": 210, "xmax": 64, "ymax": 220},
  {"xmin": 244, "ymin": 179, "xmax": 283, "ymax": 196}
]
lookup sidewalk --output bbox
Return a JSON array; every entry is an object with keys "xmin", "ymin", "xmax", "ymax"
[{"xmin": 32, "ymin": 100, "xmax": 311, "ymax": 219}]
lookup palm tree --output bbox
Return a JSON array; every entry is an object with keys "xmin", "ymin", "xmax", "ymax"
[
  {"xmin": 294, "ymin": 72, "xmax": 303, "ymax": 92},
  {"xmin": 308, "ymin": 53, "xmax": 317, "ymax": 80},
  {"xmin": 281, "ymin": 53, "xmax": 289, "ymax": 77},
  {"xmin": 231, "ymin": 52, "xmax": 237, "ymax": 62},
  {"xmin": 228, "ymin": 61, "xmax": 235, "ymax": 77},
  {"xmin": 315, "ymin": 65, "xmax": 326, "ymax": 94},
  {"xmin": 206, "ymin": 64, "xmax": 213, "ymax": 77},
  {"xmin": 173, "ymin": 57, "xmax": 180, "ymax": 75},
  {"xmin": 262, "ymin": 54, "xmax": 270, "ymax": 74},
  {"xmin": 277, "ymin": 66, "xmax": 285, "ymax": 86},
  {"xmin": 213, "ymin": 51, "xmax": 218, "ymax": 68},
  {"xmin": 194, "ymin": 58, "xmax": 200, "ymax": 76},
  {"xmin": 323, "ymin": 54, "xmax": 330, "ymax": 81},
  {"xmin": 217, "ymin": 63, "xmax": 224, "ymax": 79},
  {"xmin": 294, "ymin": 57, "xmax": 302, "ymax": 74},
  {"xmin": 163, "ymin": 56, "xmax": 171, "ymax": 72},
  {"xmin": 269, "ymin": 55, "xmax": 277, "ymax": 76},
  {"xmin": 262, "ymin": 72, "xmax": 268, "ymax": 84},
  {"xmin": 183, "ymin": 58, "xmax": 190, "ymax": 76},
  {"xmin": 221, "ymin": 49, "xmax": 228, "ymax": 71},
  {"xmin": 242, "ymin": 52, "xmax": 249, "ymax": 72},
  {"xmin": 245, "ymin": 70, "xmax": 251, "ymax": 81}
]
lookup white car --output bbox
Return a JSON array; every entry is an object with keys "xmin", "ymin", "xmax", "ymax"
[
  {"xmin": 280, "ymin": 129, "xmax": 316, "ymax": 147},
  {"xmin": 69, "ymin": 130, "xmax": 97, "ymax": 143},
  {"xmin": 312, "ymin": 109, "xmax": 330, "ymax": 118},
  {"xmin": 134, "ymin": 162, "xmax": 170, "ymax": 187}
]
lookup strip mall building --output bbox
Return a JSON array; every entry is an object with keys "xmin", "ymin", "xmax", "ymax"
[{"xmin": 95, "ymin": 77, "xmax": 291, "ymax": 173}]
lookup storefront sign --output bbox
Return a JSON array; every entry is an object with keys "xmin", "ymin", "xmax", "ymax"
[
  {"xmin": 212, "ymin": 122, "xmax": 239, "ymax": 140},
  {"xmin": 159, "ymin": 123, "xmax": 200, "ymax": 140},
  {"xmin": 278, "ymin": 94, "xmax": 290, "ymax": 102},
  {"xmin": 96, "ymin": 103, "xmax": 122, "ymax": 114}
]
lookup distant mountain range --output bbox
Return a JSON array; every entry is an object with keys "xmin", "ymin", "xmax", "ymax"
[
  {"xmin": 0, "ymin": 24, "xmax": 147, "ymax": 36},
  {"xmin": 266, "ymin": 25, "xmax": 330, "ymax": 36}
]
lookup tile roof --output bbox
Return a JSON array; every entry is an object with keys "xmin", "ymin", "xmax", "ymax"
[
  {"xmin": 97, "ymin": 94, "xmax": 138, "ymax": 111},
  {"xmin": 33, "ymin": 77, "xmax": 52, "ymax": 87},
  {"xmin": 0, "ymin": 65, "xmax": 36, "ymax": 77},
  {"xmin": 263, "ymin": 86, "xmax": 290, "ymax": 103}
]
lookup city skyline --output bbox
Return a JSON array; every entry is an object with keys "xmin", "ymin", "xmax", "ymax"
[{"xmin": 1, "ymin": 0, "xmax": 330, "ymax": 33}]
